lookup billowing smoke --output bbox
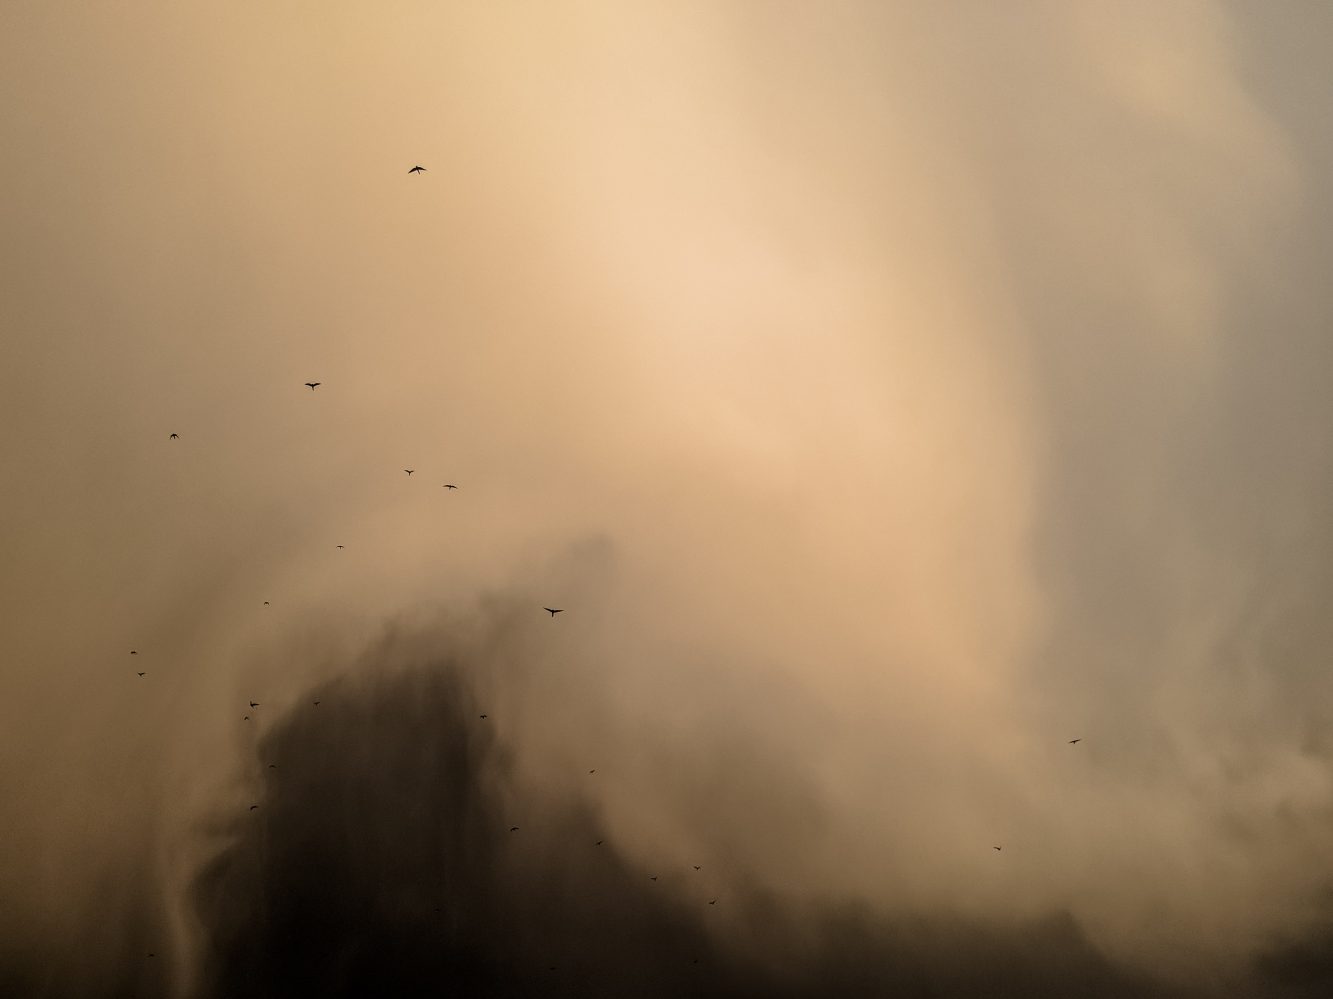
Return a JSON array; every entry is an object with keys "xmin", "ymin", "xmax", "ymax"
[{"xmin": 3, "ymin": 1, "xmax": 1333, "ymax": 996}]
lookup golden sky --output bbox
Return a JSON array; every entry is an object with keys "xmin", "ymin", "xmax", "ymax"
[{"xmin": 3, "ymin": 2, "xmax": 1333, "ymax": 996}]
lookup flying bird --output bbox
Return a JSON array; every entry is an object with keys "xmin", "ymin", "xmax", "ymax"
[
  {"xmin": 443, "ymin": 484, "xmax": 458, "ymax": 490},
  {"xmin": 509, "ymin": 826, "xmax": 519, "ymax": 832},
  {"xmin": 709, "ymin": 899, "xmax": 717, "ymax": 905},
  {"xmin": 336, "ymin": 545, "xmax": 344, "ymax": 550},
  {"xmin": 1068, "ymin": 738, "xmax": 1082, "ymax": 744},
  {"xmin": 404, "ymin": 469, "xmax": 414, "ymax": 476},
  {"xmin": 595, "ymin": 840, "xmax": 603, "ymax": 846},
  {"xmin": 130, "ymin": 650, "xmax": 137, "ymax": 655},
  {"xmin": 249, "ymin": 701, "xmax": 259, "ymax": 708},
  {"xmin": 304, "ymin": 382, "xmax": 321, "ymax": 391},
  {"xmin": 169, "ymin": 433, "xmax": 178, "ymax": 440},
  {"xmin": 479, "ymin": 714, "xmax": 488, "ymax": 719},
  {"xmin": 993, "ymin": 846, "xmax": 1002, "ymax": 851},
  {"xmin": 409, "ymin": 165, "xmax": 426, "ymax": 173},
  {"xmin": 693, "ymin": 866, "xmax": 701, "ymax": 871},
  {"xmin": 249, "ymin": 805, "xmax": 259, "ymax": 811},
  {"xmin": 650, "ymin": 876, "xmax": 658, "ymax": 882},
  {"xmin": 263, "ymin": 601, "xmax": 269, "ymax": 606},
  {"xmin": 544, "ymin": 607, "xmax": 563, "ymax": 617},
  {"xmin": 588, "ymin": 769, "xmax": 595, "ymax": 774},
  {"xmin": 136, "ymin": 672, "xmax": 145, "ymax": 677},
  {"xmin": 313, "ymin": 700, "xmax": 321, "ymax": 706},
  {"xmin": 268, "ymin": 764, "xmax": 277, "ymax": 769},
  {"xmin": 243, "ymin": 716, "xmax": 250, "ymax": 721}
]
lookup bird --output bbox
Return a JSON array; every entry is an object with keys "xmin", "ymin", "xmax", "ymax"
[
  {"xmin": 136, "ymin": 672, "xmax": 145, "ymax": 678},
  {"xmin": 404, "ymin": 469, "xmax": 414, "ymax": 476},
  {"xmin": 147, "ymin": 953, "xmax": 155, "ymax": 958},
  {"xmin": 443, "ymin": 484, "xmax": 458, "ymax": 490},
  {"xmin": 268, "ymin": 764, "xmax": 277, "ymax": 769},
  {"xmin": 169, "ymin": 433, "xmax": 178, "ymax": 440},
  {"xmin": 249, "ymin": 805, "xmax": 259, "ymax": 811},
  {"xmin": 304, "ymin": 382, "xmax": 321, "ymax": 391},
  {"xmin": 409, "ymin": 165, "xmax": 426, "ymax": 174},
  {"xmin": 650, "ymin": 876, "xmax": 658, "ymax": 882},
  {"xmin": 249, "ymin": 701, "xmax": 259, "ymax": 708},
  {"xmin": 588, "ymin": 769, "xmax": 595, "ymax": 774},
  {"xmin": 509, "ymin": 826, "xmax": 519, "ymax": 832},
  {"xmin": 313, "ymin": 700, "xmax": 321, "ymax": 706},
  {"xmin": 479, "ymin": 714, "xmax": 488, "ymax": 719},
  {"xmin": 1068, "ymin": 738, "xmax": 1082, "ymax": 744},
  {"xmin": 130, "ymin": 650, "xmax": 137, "ymax": 655},
  {"xmin": 693, "ymin": 866, "xmax": 701, "ymax": 871},
  {"xmin": 544, "ymin": 607, "xmax": 563, "ymax": 617},
  {"xmin": 336, "ymin": 545, "xmax": 343, "ymax": 550},
  {"xmin": 709, "ymin": 899, "xmax": 717, "ymax": 905},
  {"xmin": 993, "ymin": 846, "xmax": 1002, "ymax": 851},
  {"xmin": 243, "ymin": 716, "xmax": 250, "ymax": 721},
  {"xmin": 595, "ymin": 840, "xmax": 603, "ymax": 846},
  {"xmin": 263, "ymin": 601, "xmax": 270, "ymax": 606}
]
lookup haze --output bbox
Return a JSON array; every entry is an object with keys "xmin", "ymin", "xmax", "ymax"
[{"xmin": 3, "ymin": 2, "xmax": 1333, "ymax": 996}]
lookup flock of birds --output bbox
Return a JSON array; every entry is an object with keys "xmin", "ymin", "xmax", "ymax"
[{"xmin": 133, "ymin": 163, "xmax": 1087, "ymax": 968}]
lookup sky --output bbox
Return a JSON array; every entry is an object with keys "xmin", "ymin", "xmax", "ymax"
[{"xmin": 3, "ymin": 1, "xmax": 1333, "ymax": 996}]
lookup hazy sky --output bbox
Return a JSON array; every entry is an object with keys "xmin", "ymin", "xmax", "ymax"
[{"xmin": 3, "ymin": 2, "xmax": 1333, "ymax": 996}]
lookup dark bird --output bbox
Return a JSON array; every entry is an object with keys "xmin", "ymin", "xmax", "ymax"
[
  {"xmin": 509, "ymin": 826, "xmax": 519, "ymax": 832},
  {"xmin": 409, "ymin": 165, "xmax": 426, "ymax": 174},
  {"xmin": 249, "ymin": 805, "xmax": 259, "ymax": 811},
  {"xmin": 650, "ymin": 876, "xmax": 658, "ymax": 882},
  {"xmin": 147, "ymin": 953, "xmax": 155, "ymax": 958},
  {"xmin": 588, "ymin": 769, "xmax": 595, "ymax": 774},
  {"xmin": 263, "ymin": 601, "xmax": 269, "ymax": 606},
  {"xmin": 693, "ymin": 866, "xmax": 701, "ymax": 871},
  {"xmin": 993, "ymin": 846, "xmax": 1002, "ymax": 851},
  {"xmin": 1068, "ymin": 738, "xmax": 1082, "ymax": 744},
  {"xmin": 243, "ymin": 716, "xmax": 250, "ymax": 721},
  {"xmin": 249, "ymin": 701, "xmax": 259, "ymax": 708},
  {"xmin": 443, "ymin": 483, "xmax": 458, "ymax": 490},
  {"xmin": 595, "ymin": 840, "xmax": 603, "ymax": 846},
  {"xmin": 136, "ymin": 672, "xmax": 145, "ymax": 677},
  {"xmin": 304, "ymin": 382, "xmax": 321, "ymax": 391},
  {"xmin": 404, "ymin": 469, "xmax": 414, "ymax": 476},
  {"xmin": 336, "ymin": 545, "xmax": 344, "ymax": 550},
  {"xmin": 313, "ymin": 700, "xmax": 321, "ymax": 706},
  {"xmin": 709, "ymin": 899, "xmax": 717, "ymax": 905},
  {"xmin": 268, "ymin": 764, "xmax": 277, "ymax": 769},
  {"xmin": 169, "ymin": 433, "xmax": 178, "ymax": 440},
  {"xmin": 479, "ymin": 714, "xmax": 488, "ymax": 719},
  {"xmin": 544, "ymin": 607, "xmax": 563, "ymax": 617},
  {"xmin": 130, "ymin": 650, "xmax": 137, "ymax": 655}
]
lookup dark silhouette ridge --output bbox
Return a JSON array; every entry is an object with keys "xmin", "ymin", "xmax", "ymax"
[{"xmin": 181, "ymin": 660, "xmax": 1234, "ymax": 999}]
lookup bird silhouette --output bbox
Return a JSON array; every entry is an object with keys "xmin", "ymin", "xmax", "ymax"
[
  {"xmin": 1068, "ymin": 738, "xmax": 1082, "ymax": 744},
  {"xmin": 509, "ymin": 826, "xmax": 519, "ymax": 832},
  {"xmin": 249, "ymin": 701, "xmax": 259, "ymax": 708},
  {"xmin": 268, "ymin": 764, "xmax": 277, "ymax": 769},
  {"xmin": 709, "ymin": 899, "xmax": 717, "ymax": 905},
  {"xmin": 169, "ymin": 433, "xmax": 178, "ymax": 440},
  {"xmin": 243, "ymin": 716, "xmax": 250, "ymax": 721},
  {"xmin": 650, "ymin": 876, "xmax": 658, "ymax": 882},
  {"xmin": 479, "ymin": 714, "xmax": 488, "ymax": 719},
  {"xmin": 263, "ymin": 600, "xmax": 269, "ymax": 606},
  {"xmin": 404, "ymin": 469, "xmax": 414, "ymax": 476},
  {"xmin": 443, "ymin": 483, "xmax": 458, "ymax": 490},
  {"xmin": 409, "ymin": 165, "xmax": 426, "ymax": 173},
  {"xmin": 130, "ymin": 650, "xmax": 137, "ymax": 655},
  {"xmin": 249, "ymin": 805, "xmax": 259, "ymax": 811},
  {"xmin": 304, "ymin": 382, "xmax": 320, "ymax": 391},
  {"xmin": 313, "ymin": 700, "xmax": 321, "ymax": 706},
  {"xmin": 693, "ymin": 865, "xmax": 701, "ymax": 871},
  {"xmin": 588, "ymin": 769, "xmax": 595, "ymax": 774},
  {"xmin": 993, "ymin": 846, "xmax": 1002, "ymax": 851},
  {"xmin": 336, "ymin": 545, "xmax": 344, "ymax": 550},
  {"xmin": 136, "ymin": 672, "xmax": 145, "ymax": 677},
  {"xmin": 544, "ymin": 607, "xmax": 563, "ymax": 617},
  {"xmin": 595, "ymin": 840, "xmax": 603, "ymax": 846}
]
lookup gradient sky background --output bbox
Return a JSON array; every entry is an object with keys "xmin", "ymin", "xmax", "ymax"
[{"xmin": 3, "ymin": 2, "xmax": 1333, "ymax": 996}]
